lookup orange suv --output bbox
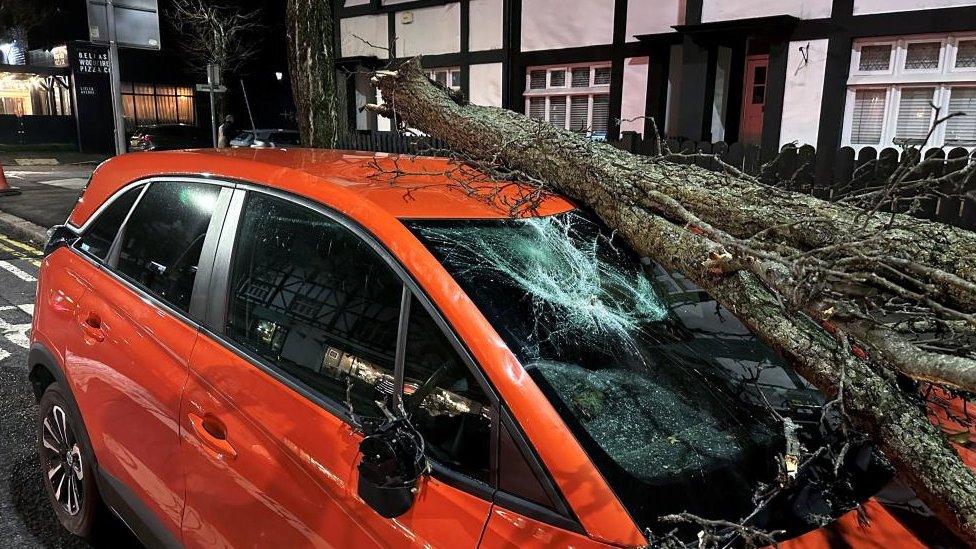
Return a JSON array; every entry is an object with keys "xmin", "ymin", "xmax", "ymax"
[{"xmin": 28, "ymin": 149, "xmax": 955, "ymax": 548}]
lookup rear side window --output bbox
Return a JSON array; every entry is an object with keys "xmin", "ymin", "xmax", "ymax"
[
  {"xmin": 224, "ymin": 193, "xmax": 403, "ymax": 419},
  {"xmin": 77, "ymin": 185, "xmax": 143, "ymax": 261},
  {"xmin": 402, "ymin": 296, "xmax": 492, "ymax": 483},
  {"xmin": 116, "ymin": 181, "xmax": 221, "ymax": 312}
]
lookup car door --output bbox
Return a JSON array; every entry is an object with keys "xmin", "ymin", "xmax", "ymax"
[
  {"xmin": 180, "ymin": 189, "xmax": 497, "ymax": 547},
  {"xmin": 65, "ymin": 179, "xmax": 231, "ymax": 542}
]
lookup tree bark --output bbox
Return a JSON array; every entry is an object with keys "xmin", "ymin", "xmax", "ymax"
[
  {"xmin": 367, "ymin": 59, "xmax": 976, "ymax": 545},
  {"xmin": 286, "ymin": 0, "xmax": 340, "ymax": 147}
]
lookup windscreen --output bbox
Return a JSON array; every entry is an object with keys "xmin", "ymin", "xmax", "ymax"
[{"xmin": 407, "ymin": 211, "xmax": 831, "ymax": 532}]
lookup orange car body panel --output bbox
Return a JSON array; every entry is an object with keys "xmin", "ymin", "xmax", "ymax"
[{"xmin": 35, "ymin": 148, "xmax": 967, "ymax": 548}]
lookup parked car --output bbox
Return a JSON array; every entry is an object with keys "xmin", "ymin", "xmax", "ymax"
[
  {"xmin": 128, "ymin": 124, "xmax": 212, "ymax": 151},
  {"xmin": 230, "ymin": 128, "xmax": 300, "ymax": 148},
  {"xmin": 31, "ymin": 149, "xmax": 969, "ymax": 548}
]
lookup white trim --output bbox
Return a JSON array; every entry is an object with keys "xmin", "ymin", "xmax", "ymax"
[
  {"xmin": 523, "ymin": 62, "xmax": 611, "ymax": 138},
  {"xmin": 843, "ymin": 33, "xmax": 976, "ymax": 150}
]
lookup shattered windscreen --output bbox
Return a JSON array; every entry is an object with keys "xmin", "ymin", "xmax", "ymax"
[{"xmin": 407, "ymin": 211, "xmax": 833, "ymax": 532}]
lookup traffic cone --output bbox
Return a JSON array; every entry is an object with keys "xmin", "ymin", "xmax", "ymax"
[{"xmin": 0, "ymin": 159, "xmax": 21, "ymax": 196}]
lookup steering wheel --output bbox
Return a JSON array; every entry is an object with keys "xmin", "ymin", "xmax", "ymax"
[{"xmin": 405, "ymin": 365, "xmax": 449, "ymax": 416}]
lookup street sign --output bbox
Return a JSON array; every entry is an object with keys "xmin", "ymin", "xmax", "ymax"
[
  {"xmin": 196, "ymin": 84, "xmax": 228, "ymax": 93},
  {"xmin": 207, "ymin": 63, "xmax": 221, "ymax": 87},
  {"xmin": 87, "ymin": 0, "xmax": 160, "ymax": 50}
]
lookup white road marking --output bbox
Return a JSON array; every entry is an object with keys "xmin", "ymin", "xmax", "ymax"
[
  {"xmin": 40, "ymin": 178, "xmax": 88, "ymax": 189},
  {"xmin": 0, "ymin": 260, "xmax": 36, "ymax": 282},
  {"xmin": 0, "ymin": 304, "xmax": 34, "ymax": 316},
  {"xmin": 0, "ymin": 348, "xmax": 9, "ymax": 362},
  {"xmin": 0, "ymin": 316, "xmax": 30, "ymax": 349}
]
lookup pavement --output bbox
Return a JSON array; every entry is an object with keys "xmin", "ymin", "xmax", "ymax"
[
  {"xmin": 0, "ymin": 235, "xmax": 88, "ymax": 548},
  {"xmin": 0, "ymin": 180, "xmax": 140, "ymax": 546},
  {"xmin": 0, "ymin": 164, "xmax": 94, "ymax": 243}
]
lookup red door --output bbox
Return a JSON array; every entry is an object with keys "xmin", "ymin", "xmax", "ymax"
[{"xmin": 739, "ymin": 55, "xmax": 769, "ymax": 145}]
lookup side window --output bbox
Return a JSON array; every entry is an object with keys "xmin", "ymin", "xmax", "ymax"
[
  {"xmin": 225, "ymin": 193, "xmax": 403, "ymax": 419},
  {"xmin": 116, "ymin": 181, "xmax": 221, "ymax": 312},
  {"xmin": 402, "ymin": 296, "xmax": 492, "ymax": 483},
  {"xmin": 77, "ymin": 185, "xmax": 143, "ymax": 261}
]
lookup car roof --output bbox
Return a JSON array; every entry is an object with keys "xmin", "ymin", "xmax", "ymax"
[{"xmin": 69, "ymin": 148, "xmax": 574, "ymax": 227}]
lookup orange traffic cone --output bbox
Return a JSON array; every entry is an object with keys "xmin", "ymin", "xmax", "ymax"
[{"xmin": 0, "ymin": 159, "xmax": 21, "ymax": 196}]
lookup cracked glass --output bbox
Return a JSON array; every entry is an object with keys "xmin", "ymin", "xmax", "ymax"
[{"xmin": 408, "ymin": 211, "xmax": 829, "ymax": 532}]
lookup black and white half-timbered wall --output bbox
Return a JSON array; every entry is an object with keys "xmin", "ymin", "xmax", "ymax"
[{"xmin": 336, "ymin": 0, "xmax": 976, "ymax": 174}]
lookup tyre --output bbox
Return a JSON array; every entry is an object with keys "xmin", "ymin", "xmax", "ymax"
[{"xmin": 37, "ymin": 382, "xmax": 101, "ymax": 538}]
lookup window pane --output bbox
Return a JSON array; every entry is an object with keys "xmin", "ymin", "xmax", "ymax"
[
  {"xmin": 402, "ymin": 296, "xmax": 491, "ymax": 483},
  {"xmin": 528, "ymin": 97, "xmax": 545, "ymax": 120},
  {"xmin": 529, "ymin": 70, "xmax": 547, "ymax": 89},
  {"xmin": 225, "ymin": 194, "xmax": 402, "ymax": 419},
  {"xmin": 177, "ymin": 95, "xmax": 195, "ymax": 124},
  {"xmin": 858, "ymin": 44, "xmax": 891, "ymax": 71},
  {"xmin": 549, "ymin": 70, "xmax": 566, "ymax": 87},
  {"xmin": 593, "ymin": 66, "xmax": 611, "ymax": 86},
  {"xmin": 569, "ymin": 96, "xmax": 588, "ymax": 132},
  {"xmin": 946, "ymin": 87, "xmax": 976, "ymax": 146},
  {"xmin": 905, "ymin": 42, "xmax": 941, "ymax": 70},
  {"xmin": 956, "ymin": 40, "xmax": 976, "ymax": 69},
  {"xmin": 895, "ymin": 87, "xmax": 934, "ymax": 142},
  {"xmin": 548, "ymin": 96, "xmax": 566, "ymax": 128},
  {"xmin": 450, "ymin": 70, "xmax": 461, "ymax": 89},
  {"xmin": 117, "ymin": 182, "xmax": 220, "ymax": 312},
  {"xmin": 134, "ymin": 94, "xmax": 156, "ymax": 126},
  {"xmin": 434, "ymin": 71, "xmax": 448, "ymax": 86},
  {"xmin": 592, "ymin": 95, "xmax": 609, "ymax": 136},
  {"xmin": 156, "ymin": 95, "xmax": 178, "ymax": 124},
  {"xmin": 850, "ymin": 89, "xmax": 886, "ymax": 144},
  {"xmin": 571, "ymin": 67, "xmax": 590, "ymax": 87},
  {"xmin": 78, "ymin": 185, "xmax": 143, "ymax": 261}
]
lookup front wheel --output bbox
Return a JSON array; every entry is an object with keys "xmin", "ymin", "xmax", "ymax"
[{"xmin": 37, "ymin": 383, "xmax": 100, "ymax": 537}]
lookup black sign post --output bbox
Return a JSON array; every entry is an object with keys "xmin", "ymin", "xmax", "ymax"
[{"xmin": 68, "ymin": 42, "xmax": 115, "ymax": 155}]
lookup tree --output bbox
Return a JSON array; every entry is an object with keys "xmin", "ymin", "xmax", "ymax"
[
  {"xmin": 168, "ymin": 0, "xmax": 263, "ymax": 84},
  {"xmin": 0, "ymin": 0, "xmax": 51, "ymax": 53},
  {"xmin": 362, "ymin": 59, "xmax": 976, "ymax": 545},
  {"xmin": 286, "ymin": 0, "xmax": 341, "ymax": 147}
]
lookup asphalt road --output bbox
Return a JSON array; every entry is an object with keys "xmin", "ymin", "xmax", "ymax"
[
  {"xmin": 0, "ymin": 233, "xmax": 140, "ymax": 548},
  {"xmin": 1, "ymin": 166, "xmax": 91, "ymax": 229}
]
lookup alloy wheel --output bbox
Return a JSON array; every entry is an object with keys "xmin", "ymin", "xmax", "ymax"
[{"xmin": 40, "ymin": 405, "xmax": 85, "ymax": 516}]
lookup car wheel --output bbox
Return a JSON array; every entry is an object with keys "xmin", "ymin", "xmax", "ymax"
[{"xmin": 37, "ymin": 383, "xmax": 100, "ymax": 537}]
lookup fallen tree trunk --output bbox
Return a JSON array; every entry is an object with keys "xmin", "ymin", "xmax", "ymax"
[{"xmin": 366, "ymin": 59, "xmax": 976, "ymax": 545}]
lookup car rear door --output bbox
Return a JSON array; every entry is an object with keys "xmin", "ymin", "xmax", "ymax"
[
  {"xmin": 65, "ymin": 179, "xmax": 231, "ymax": 543},
  {"xmin": 180, "ymin": 188, "xmax": 498, "ymax": 547}
]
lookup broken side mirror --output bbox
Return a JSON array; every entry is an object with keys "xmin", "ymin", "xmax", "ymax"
[
  {"xmin": 357, "ymin": 417, "xmax": 427, "ymax": 519},
  {"xmin": 43, "ymin": 225, "xmax": 78, "ymax": 257}
]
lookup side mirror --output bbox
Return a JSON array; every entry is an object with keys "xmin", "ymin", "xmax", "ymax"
[
  {"xmin": 357, "ymin": 418, "xmax": 426, "ymax": 519},
  {"xmin": 43, "ymin": 225, "xmax": 78, "ymax": 257}
]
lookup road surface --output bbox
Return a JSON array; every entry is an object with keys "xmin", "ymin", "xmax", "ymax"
[{"xmin": 0, "ymin": 233, "xmax": 139, "ymax": 548}]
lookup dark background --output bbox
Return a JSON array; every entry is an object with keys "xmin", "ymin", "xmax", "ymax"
[{"xmin": 28, "ymin": 0, "xmax": 295, "ymax": 130}]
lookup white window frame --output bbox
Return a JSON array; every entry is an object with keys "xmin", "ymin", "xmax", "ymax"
[
  {"xmin": 948, "ymin": 36, "xmax": 976, "ymax": 74},
  {"xmin": 523, "ymin": 62, "xmax": 611, "ymax": 138},
  {"xmin": 843, "ymin": 33, "xmax": 976, "ymax": 150},
  {"xmin": 426, "ymin": 67, "xmax": 462, "ymax": 91}
]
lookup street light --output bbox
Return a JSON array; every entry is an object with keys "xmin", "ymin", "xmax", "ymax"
[{"xmin": 275, "ymin": 71, "xmax": 283, "ymax": 81}]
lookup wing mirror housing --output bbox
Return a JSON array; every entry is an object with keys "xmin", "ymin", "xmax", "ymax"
[
  {"xmin": 357, "ymin": 418, "xmax": 427, "ymax": 519},
  {"xmin": 43, "ymin": 225, "xmax": 78, "ymax": 257}
]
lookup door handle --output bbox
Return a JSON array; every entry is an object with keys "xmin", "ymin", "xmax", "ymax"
[
  {"xmin": 79, "ymin": 312, "xmax": 105, "ymax": 343},
  {"xmin": 188, "ymin": 412, "xmax": 237, "ymax": 460}
]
